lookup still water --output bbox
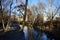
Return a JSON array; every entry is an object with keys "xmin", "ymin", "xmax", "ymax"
[
  {"xmin": 0, "ymin": 26, "xmax": 54, "ymax": 40},
  {"xmin": 23, "ymin": 26, "xmax": 54, "ymax": 40}
]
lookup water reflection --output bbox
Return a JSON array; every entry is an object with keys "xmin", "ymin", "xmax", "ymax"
[
  {"xmin": 0, "ymin": 26, "xmax": 55, "ymax": 40},
  {"xmin": 23, "ymin": 27, "xmax": 52, "ymax": 40},
  {"xmin": 23, "ymin": 26, "xmax": 28, "ymax": 40}
]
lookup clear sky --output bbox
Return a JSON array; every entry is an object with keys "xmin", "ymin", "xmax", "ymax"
[
  {"xmin": 12, "ymin": 0, "xmax": 60, "ymax": 8},
  {"xmin": 28, "ymin": 0, "xmax": 39, "ymax": 6},
  {"xmin": 5, "ymin": 0, "xmax": 60, "ymax": 17},
  {"xmin": 28, "ymin": 0, "xmax": 60, "ymax": 17}
]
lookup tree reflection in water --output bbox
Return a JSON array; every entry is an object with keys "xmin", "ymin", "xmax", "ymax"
[{"xmin": 23, "ymin": 26, "xmax": 53, "ymax": 40}]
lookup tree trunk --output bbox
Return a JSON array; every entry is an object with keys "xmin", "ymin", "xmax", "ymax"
[
  {"xmin": 1, "ymin": 0, "xmax": 5, "ymax": 30},
  {"xmin": 6, "ymin": 3, "xmax": 12, "ymax": 32},
  {"xmin": 20, "ymin": 0, "xmax": 28, "ymax": 31}
]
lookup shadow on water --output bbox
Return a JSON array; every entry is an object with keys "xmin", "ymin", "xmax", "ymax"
[
  {"xmin": 0, "ymin": 24, "xmax": 55, "ymax": 40},
  {"xmin": 0, "ymin": 30, "xmax": 25, "ymax": 40},
  {"xmin": 0, "ymin": 28, "xmax": 55, "ymax": 40},
  {"xmin": 0, "ymin": 22, "xmax": 25, "ymax": 40},
  {"xmin": 32, "ymin": 29, "xmax": 51, "ymax": 40}
]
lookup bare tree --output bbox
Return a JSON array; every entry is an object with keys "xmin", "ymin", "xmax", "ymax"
[
  {"xmin": 45, "ymin": 0, "xmax": 60, "ymax": 20},
  {"xmin": 30, "ymin": 2, "xmax": 46, "ymax": 40},
  {"xmin": 43, "ymin": 0, "xmax": 60, "ymax": 31},
  {"xmin": 0, "ymin": 0, "xmax": 6, "ymax": 31}
]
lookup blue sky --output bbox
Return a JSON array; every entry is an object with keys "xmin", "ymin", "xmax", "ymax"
[
  {"xmin": 28, "ymin": 0, "xmax": 39, "ymax": 6},
  {"xmin": 5, "ymin": 0, "xmax": 60, "ymax": 17},
  {"xmin": 27, "ymin": 0, "xmax": 59, "ymax": 16},
  {"xmin": 5, "ymin": 0, "xmax": 60, "ymax": 10},
  {"xmin": 12, "ymin": 0, "xmax": 60, "ymax": 8}
]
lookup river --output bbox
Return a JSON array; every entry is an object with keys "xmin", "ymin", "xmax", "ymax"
[{"xmin": 0, "ymin": 26, "xmax": 55, "ymax": 40}]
